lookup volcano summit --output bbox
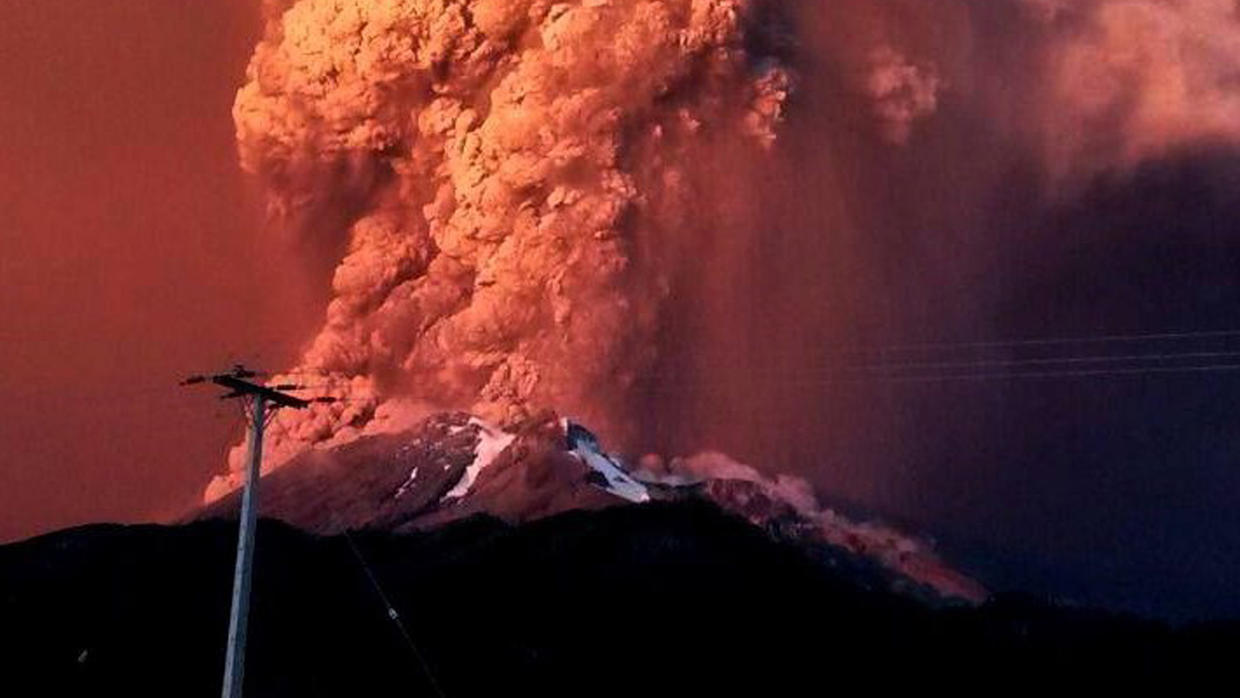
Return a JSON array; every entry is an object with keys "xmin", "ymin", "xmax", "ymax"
[
  {"xmin": 197, "ymin": 412, "xmax": 986, "ymax": 603},
  {"xmin": 3, "ymin": 417, "xmax": 1234, "ymax": 695}
]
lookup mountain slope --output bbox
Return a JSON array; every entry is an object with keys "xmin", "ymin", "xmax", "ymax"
[
  {"xmin": 198, "ymin": 411, "xmax": 984, "ymax": 602},
  {"xmin": 3, "ymin": 504, "xmax": 1234, "ymax": 696}
]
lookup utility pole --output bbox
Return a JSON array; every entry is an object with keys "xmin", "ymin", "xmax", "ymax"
[
  {"xmin": 220, "ymin": 391, "xmax": 264, "ymax": 698},
  {"xmin": 182, "ymin": 366, "xmax": 328, "ymax": 698}
]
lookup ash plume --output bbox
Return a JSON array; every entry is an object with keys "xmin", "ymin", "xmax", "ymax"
[
  {"xmin": 207, "ymin": 0, "xmax": 790, "ymax": 498},
  {"xmin": 207, "ymin": 0, "xmax": 1240, "ymax": 501}
]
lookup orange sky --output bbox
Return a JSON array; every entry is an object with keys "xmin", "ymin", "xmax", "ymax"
[
  {"xmin": 2, "ymin": 0, "xmax": 1239, "ymax": 621},
  {"xmin": 0, "ymin": 2, "xmax": 320, "ymax": 541}
]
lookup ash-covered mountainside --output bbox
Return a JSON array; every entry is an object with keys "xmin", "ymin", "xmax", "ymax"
[
  {"xmin": 197, "ymin": 412, "xmax": 984, "ymax": 602},
  {"xmin": 3, "ymin": 506, "xmax": 1235, "ymax": 696}
]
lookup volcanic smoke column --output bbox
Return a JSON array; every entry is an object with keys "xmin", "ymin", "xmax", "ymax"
[{"xmin": 205, "ymin": 0, "xmax": 789, "ymax": 499}]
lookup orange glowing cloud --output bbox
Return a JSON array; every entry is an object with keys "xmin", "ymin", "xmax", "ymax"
[
  {"xmin": 207, "ymin": 0, "xmax": 791, "ymax": 499},
  {"xmin": 1035, "ymin": 0, "xmax": 1240, "ymax": 177}
]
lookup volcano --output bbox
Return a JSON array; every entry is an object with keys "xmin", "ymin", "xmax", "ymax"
[
  {"xmin": 196, "ymin": 412, "xmax": 986, "ymax": 603},
  {"xmin": 3, "ymin": 414, "xmax": 1236, "ymax": 696}
]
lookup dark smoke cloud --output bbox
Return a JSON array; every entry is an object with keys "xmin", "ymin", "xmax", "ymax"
[
  {"xmin": 643, "ymin": 0, "xmax": 1240, "ymax": 619},
  {"xmin": 635, "ymin": 0, "xmax": 1240, "ymax": 469},
  {"xmin": 208, "ymin": 0, "xmax": 1240, "ymax": 510},
  {"xmin": 209, "ymin": 0, "xmax": 791, "ymax": 497}
]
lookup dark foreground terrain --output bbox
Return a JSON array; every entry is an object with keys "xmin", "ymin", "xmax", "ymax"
[{"xmin": 2, "ymin": 502, "xmax": 1235, "ymax": 696}]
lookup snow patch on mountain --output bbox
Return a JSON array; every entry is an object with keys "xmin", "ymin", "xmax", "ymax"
[
  {"xmin": 564, "ymin": 420, "xmax": 651, "ymax": 503},
  {"xmin": 196, "ymin": 411, "xmax": 985, "ymax": 603},
  {"xmin": 443, "ymin": 418, "xmax": 515, "ymax": 500},
  {"xmin": 394, "ymin": 467, "xmax": 420, "ymax": 500}
]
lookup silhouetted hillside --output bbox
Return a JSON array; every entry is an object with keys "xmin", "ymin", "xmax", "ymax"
[{"xmin": 1, "ymin": 502, "xmax": 1234, "ymax": 696}]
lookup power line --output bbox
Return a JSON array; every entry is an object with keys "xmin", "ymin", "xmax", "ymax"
[
  {"xmin": 634, "ymin": 362, "xmax": 1240, "ymax": 395},
  {"xmin": 266, "ymin": 417, "xmax": 443, "ymax": 696},
  {"xmin": 850, "ymin": 349, "xmax": 1240, "ymax": 373},
  {"xmin": 635, "ymin": 349, "xmax": 1240, "ymax": 382},
  {"xmin": 835, "ymin": 328, "xmax": 1240, "ymax": 354},
  {"xmin": 872, "ymin": 362, "xmax": 1240, "ymax": 384},
  {"xmin": 340, "ymin": 529, "xmax": 447, "ymax": 698}
]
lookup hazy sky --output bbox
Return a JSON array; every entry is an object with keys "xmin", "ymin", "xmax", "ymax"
[
  {"xmin": 2, "ymin": 1, "xmax": 1238, "ymax": 623},
  {"xmin": 0, "ymin": 1, "xmax": 319, "ymax": 540}
]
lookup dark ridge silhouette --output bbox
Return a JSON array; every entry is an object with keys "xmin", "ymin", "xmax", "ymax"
[{"xmin": 1, "ymin": 502, "xmax": 1234, "ymax": 696}]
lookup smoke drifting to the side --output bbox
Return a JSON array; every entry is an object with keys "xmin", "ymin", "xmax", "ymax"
[
  {"xmin": 788, "ymin": 0, "xmax": 1240, "ymax": 180},
  {"xmin": 996, "ymin": 0, "xmax": 1240, "ymax": 181},
  {"xmin": 208, "ymin": 0, "xmax": 1240, "ymax": 500}
]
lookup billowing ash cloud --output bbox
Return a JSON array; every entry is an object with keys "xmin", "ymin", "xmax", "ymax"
[
  {"xmin": 207, "ymin": 0, "xmax": 1240, "ymax": 501},
  {"xmin": 1033, "ymin": 0, "xmax": 1240, "ymax": 176},
  {"xmin": 206, "ymin": 0, "xmax": 790, "ymax": 499},
  {"xmin": 796, "ymin": 0, "xmax": 1240, "ymax": 173},
  {"xmin": 863, "ymin": 45, "xmax": 942, "ymax": 145}
]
